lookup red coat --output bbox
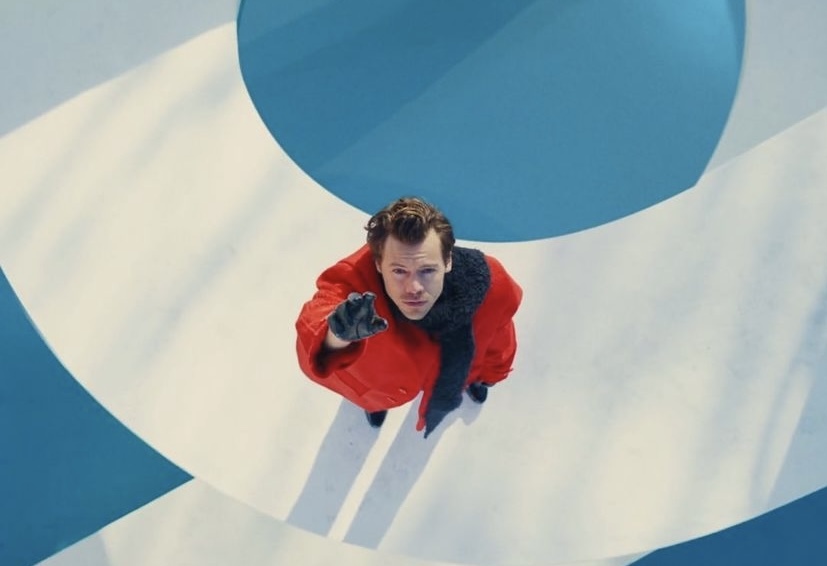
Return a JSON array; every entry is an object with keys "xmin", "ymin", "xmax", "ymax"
[{"xmin": 295, "ymin": 245, "xmax": 522, "ymax": 431}]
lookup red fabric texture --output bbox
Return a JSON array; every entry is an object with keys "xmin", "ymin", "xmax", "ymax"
[{"xmin": 295, "ymin": 245, "xmax": 522, "ymax": 430}]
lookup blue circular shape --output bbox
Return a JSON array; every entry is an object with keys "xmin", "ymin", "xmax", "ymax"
[{"xmin": 238, "ymin": 0, "xmax": 745, "ymax": 241}]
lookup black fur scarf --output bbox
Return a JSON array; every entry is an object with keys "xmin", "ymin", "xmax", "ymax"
[{"xmin": 391, "ymin": 246, "xmax": 491, "ymax": 437}]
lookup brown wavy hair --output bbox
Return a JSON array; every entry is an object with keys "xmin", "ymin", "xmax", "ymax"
[{"xmin": 366, "ymin": 197, "xmax": 455, "ymax": 264}]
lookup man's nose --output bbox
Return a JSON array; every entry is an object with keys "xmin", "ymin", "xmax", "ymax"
[{"xmin": 406, "ymin": 276, "xmax": 424, "ymax": 294}]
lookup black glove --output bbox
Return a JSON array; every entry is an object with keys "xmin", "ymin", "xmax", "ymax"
[{"xmin": 328, "ymin": 292, "xmax": 389, "ymax": 342}]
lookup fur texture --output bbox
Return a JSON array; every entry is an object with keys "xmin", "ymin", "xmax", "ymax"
[{"xmin": 408, "ymin": 247, "xmax": 491, "ymax": 437}]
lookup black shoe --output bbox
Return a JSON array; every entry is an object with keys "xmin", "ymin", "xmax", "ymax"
[
  {"xmin": 365, "ymin": 410, "xmax": 387, "ymax": 428},
  {"xmin": 466, "ymin": 382, "xmax": 489, "ymax": 404}
]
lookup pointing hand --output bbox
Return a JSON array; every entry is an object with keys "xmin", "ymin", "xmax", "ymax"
[{"xmin": 328, "ymin": 292, "xmax": 389, "ymax": 342}]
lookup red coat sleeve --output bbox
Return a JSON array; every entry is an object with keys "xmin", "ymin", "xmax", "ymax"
[
  {"xmin": 295, "ymin": 251, "xmax": 372, "ymax": 381},
  {"xmin": 475, "ymin": 256, "xmax": 523, "ymax": 385}
]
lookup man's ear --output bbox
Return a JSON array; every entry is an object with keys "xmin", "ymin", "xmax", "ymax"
[
  {"xmin": 445, "ymin": 253, "xmax": 453, "ymax": 273},
  {"xmin": 375, "ymin": 259, "xmax": 381, "ymax": 273}
]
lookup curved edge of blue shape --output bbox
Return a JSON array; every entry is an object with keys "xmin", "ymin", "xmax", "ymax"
[
  {"xmin": 632, "ymin": 486, "xmax": 827, "ymax": 566},
  {"xmin": 0, "ymin": 268, "xmax": 191, "ymax": 566},
  {"xmin": 236, "ymin": 0, "xmax": 747, "ymax": 242}
]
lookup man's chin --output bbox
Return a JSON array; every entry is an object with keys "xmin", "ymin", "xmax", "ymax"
[
  {"xmin": 401, "ymin": 311, "xmax": 425, "ymax": 321},
  {"xmin": 399, "ymin": 303, "xmax": 430, "ymax": 320}
]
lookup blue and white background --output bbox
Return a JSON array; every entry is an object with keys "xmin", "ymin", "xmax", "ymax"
[{"xmin": 2, "ymin": 1, "xmax": 826, "ymax": 565}]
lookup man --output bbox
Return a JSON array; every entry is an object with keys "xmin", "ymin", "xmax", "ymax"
[{"xmin": 295, "ymin": 197, "xmax": 522, "ymax": 438}]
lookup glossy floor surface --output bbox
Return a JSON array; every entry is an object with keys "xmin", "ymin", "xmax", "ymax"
[{"xmin": 2, "ymin": 1, "xmax": 827, "ymax": 565}]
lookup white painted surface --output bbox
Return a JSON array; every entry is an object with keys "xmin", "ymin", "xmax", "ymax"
[
  {"xmin": 38, "ymin": 480, "xmax": 647, "ymax": 566},
  {"xmin": 3, "ymin": 1, "xmax": 826, "ymax": 565}
]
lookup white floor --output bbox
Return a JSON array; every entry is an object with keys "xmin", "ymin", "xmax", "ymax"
[
  {"xmin": 2, "ymin": 1, "xmax": 827, "ymax": 565},
  {"xmin": 38, "ymin": 479, "xmax": 645, "ymax": 566}
]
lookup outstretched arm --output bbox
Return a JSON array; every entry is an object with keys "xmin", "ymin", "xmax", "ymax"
[{"xmin": 295, "ymin": 258, "xmax": 387, "ymax": 379}]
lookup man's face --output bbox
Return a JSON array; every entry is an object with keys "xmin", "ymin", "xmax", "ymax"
[{"xmin": 376, "ymin": 229, "xmax": 452, "ymax": 320}]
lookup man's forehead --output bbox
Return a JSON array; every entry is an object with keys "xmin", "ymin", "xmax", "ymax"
[{"xmin": 382, "ymin": 233, "xmax": 443, "ymax": 262}]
